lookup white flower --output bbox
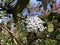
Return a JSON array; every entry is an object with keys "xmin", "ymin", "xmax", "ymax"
[
  {"xmin": 25, "ymin": 16, "xmax": 45, "ymax": 33},
  {"xmin": 39, "ymin": 24, "xmax": 44, "ymax": 32},
  {"xmin": 47, "ymin": 35, "xmax": 49, "ymax": 37}
]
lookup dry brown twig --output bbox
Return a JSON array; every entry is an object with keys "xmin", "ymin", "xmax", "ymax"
[{"xmin": 0, "ymin": 24, "xmax": 23, "ymax": 45}]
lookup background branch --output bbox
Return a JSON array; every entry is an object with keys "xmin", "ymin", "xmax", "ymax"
[{"xmin": 29, "ymin": 34, "xmax": 60, "ymax": 45}]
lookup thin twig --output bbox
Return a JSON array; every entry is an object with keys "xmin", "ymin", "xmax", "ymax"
[
  {"xmin": 0, "ymin": 0, "xmax": 15, "ymax": 11},
  {"xmin": 6, "ymin": 0, "xmax": 15, "ymax": 6},
  {"xmin": 0, "ymin": 24, "xmax": 23, "ymax": 45},
  {"xmin": 0, "ymin": 5, "xmax": 8, "ymax": 10}
]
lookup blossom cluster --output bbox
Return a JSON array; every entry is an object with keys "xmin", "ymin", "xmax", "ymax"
[{"xmin": 25, "ymin": 16, "xmax": 45, "ymax": 33}]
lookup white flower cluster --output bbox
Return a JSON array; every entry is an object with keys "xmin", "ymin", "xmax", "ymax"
[{"xmin": 25, "ymin": 16, "xmax": 45, "ymax": 33}]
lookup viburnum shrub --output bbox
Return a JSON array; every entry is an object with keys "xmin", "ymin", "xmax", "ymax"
[{"xmin": 25, "ymin": 16, "xmax": 45, "ymax": 33}]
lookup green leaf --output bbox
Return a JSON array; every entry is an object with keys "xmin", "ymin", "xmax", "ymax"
[
  {"xmin": 47, "ymin": 22, "xmax": 54, "ymax": 32},
  {"xmin": 44, "ymin": 39, "xmax": 50, "ymax": 45},
  {"xmin": 5, "ymin": 0, "xmax": 10, "ymax": 2}
]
